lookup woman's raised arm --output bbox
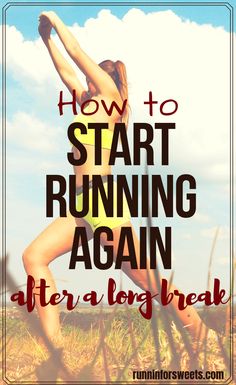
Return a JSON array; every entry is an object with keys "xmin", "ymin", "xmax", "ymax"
[
  {"xmin": 40, "ymin": 11, "xmax": 120, "ymax": 99},
  {"xmin": 39, "ymin": 14, "xmax": 86, "ymax": 105}
]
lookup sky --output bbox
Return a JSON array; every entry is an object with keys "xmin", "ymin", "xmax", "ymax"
[
  {"xmin": 1, "ymin": 1, "xmax": 234, "ymax": 303},
  {"xmin": 3, "ymin": 1, "xmax": 233, "ymax": 38}
]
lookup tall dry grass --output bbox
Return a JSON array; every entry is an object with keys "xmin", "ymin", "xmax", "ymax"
[{"xmin": 1, "ymin": 244, "xmax": 233, "ymax": 383}]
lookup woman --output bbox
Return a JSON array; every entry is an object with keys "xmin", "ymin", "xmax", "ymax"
[{"xmin": 23, "ymin": 11, "xmax": 207, "ymax": 346}]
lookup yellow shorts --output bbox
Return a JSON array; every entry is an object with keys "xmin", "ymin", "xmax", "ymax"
[{"xmin": 76, "ymin": 176, "xmax": 131, "ymax": 231}]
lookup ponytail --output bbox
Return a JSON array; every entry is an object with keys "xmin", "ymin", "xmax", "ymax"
[
  {"xmin": 99, "ymin": 59, "xmax": 129, "ymax": 127},
  {"xmin": 115, "ymin": 60, "xmax": 129, "ymax": 126}
]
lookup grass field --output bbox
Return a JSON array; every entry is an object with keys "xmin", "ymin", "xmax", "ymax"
[{"xmin": 1, "ymin": 304, "xmax": 233, "ymax": 383}]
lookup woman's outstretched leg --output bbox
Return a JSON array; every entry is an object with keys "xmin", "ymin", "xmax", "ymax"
[
  {"xmin": 22, "ymin": 212, "xmax": 92, "ymax": 341},
  {"xmin": 100, "ymin": 222, "xmax": 206, "ymax": 341}
]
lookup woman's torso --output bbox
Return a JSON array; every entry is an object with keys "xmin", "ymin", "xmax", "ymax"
[
  {"xmin": 72, "ymin": 145, "xmax": 112, "ymax": 187},
  {"xmin": 72, "ymin": 95, "xmax": 122, "ymax": 188}
]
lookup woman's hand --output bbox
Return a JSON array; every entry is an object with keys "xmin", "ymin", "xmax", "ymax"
[{"xmin": 38, "ymin": 11, "xmax": 57, "ymax": 39}]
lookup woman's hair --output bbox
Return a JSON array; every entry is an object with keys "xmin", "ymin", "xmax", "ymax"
[{"xmin": 99, "ymin": 60, "xmax": 129, "ymax": 126}]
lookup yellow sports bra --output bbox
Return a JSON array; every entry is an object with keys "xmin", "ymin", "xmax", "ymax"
[{"xmin": 73, "ymin": 114, "xmax": 113, "ymax": 150}]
